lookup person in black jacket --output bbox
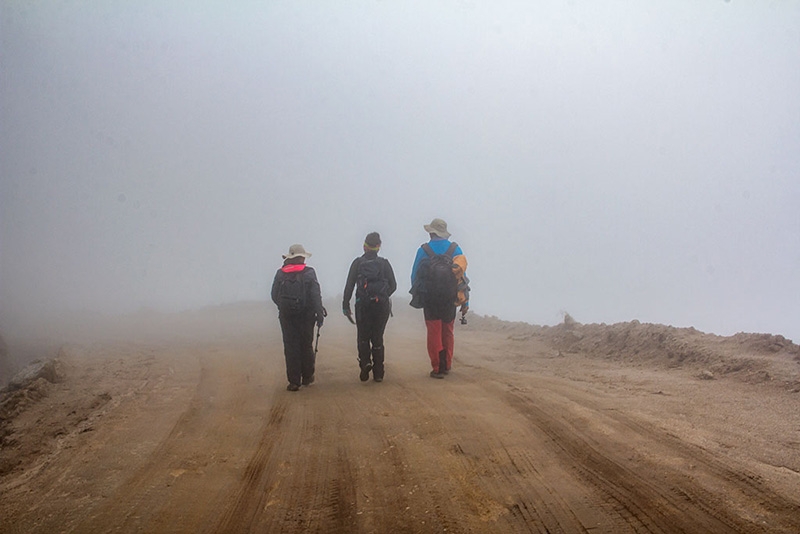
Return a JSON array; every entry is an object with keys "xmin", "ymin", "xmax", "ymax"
[
  {"xmin": 271, "ymin": 244, "xmax": 325, "ymax": 391},
  {"xmin": 342, "ymin": 232, "xmax": 397, "ymax": 382}
]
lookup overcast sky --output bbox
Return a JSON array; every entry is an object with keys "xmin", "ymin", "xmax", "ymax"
[{"xmin": 1, "ymin": 1, "xmax": 798, "ymax": 340}]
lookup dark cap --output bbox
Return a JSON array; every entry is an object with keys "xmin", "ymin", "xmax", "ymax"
[{"xmin": 364, "ymin": 232, "xmax": 381, "ymax": 247}]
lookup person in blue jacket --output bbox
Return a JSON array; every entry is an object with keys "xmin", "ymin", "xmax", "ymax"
[{"xmin": 410, "ymin": 218, "xmax": 467, "ymax": 379}]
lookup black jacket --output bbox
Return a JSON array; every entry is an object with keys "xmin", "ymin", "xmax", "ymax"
[{"xmin": 342, "ymin": 252, "xmax": 397, "ymax": 308}]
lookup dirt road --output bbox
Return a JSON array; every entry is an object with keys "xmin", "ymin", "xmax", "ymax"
[{"xmin": 1, "ymin": 305, "xmax": 799, "ymax": 533}]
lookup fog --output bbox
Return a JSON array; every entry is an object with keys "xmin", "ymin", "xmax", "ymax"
[{"xmin": 1, "ymin": 1, "xmax": 799, "ymax": 341}]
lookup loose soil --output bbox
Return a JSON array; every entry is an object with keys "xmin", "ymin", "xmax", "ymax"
[{"xmin": 1, "ymin": 303, "xmax": 799, "ymax": 533}]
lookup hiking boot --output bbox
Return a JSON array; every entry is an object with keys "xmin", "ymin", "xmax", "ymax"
[
  {"xmin": 302, "ymin": 375, "xmax": 315, "ymax": 386},
  {"xmin": 360, "ymin": 363, "xmax": 373, "ymax": 382},
  {"xmin": 441, "ymin": 368, "xmax": 449, "ymax": 375},
  {"xmin": 286, "ymin": 383, "xmax": 300, "ymax": 392},
  {"xmin": 371, "ymin": 346, "xmax": 385, "ymax": 381},
  {"xmin": 429, "ymin": 370, "xmax": 445, "ymax": 379},
  {"xmin": 373, "ymin": 376, "xmax": 383, "ymax": 383}
]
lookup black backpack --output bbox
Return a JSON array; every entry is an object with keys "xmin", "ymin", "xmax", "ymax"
[
  {"xmin": 277, "ymin": 271, "xmax": 307, "ymax": 314},
  {"xmin": 410, "ymin": 242, "xmax": 458, "ymax": 308},
  {"xmin": 356, "ymin": 257, "xmax": 389, "ymax": 303}
]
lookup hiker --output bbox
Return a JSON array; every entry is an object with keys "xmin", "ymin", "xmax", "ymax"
[
  {"xmin": 342, "ymin": 232, "xmax": 397, "ymax": 382},
  {"xmin": 271, "ymin": 244, "xmax": 326, "ymax": 391},
  {"xmin": 410, "ymin": 218, "xmax": 468, "ymax": 379}
]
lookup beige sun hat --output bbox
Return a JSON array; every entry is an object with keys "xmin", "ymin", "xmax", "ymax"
[
  {"xmin": 424, "ymin": 218, "xmax": 451, "ymax": 238},
  {"xmin": 282, "ymin": 243, "xmax": 312, "ymax": 259}
]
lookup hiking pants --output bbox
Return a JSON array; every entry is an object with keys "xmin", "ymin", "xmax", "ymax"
[
  {"xmin": 424, "ymin": 319, "xmax": 455, "ymax": 373},
  {"xmin": 424, "ymin": 304, "xmax": 456, "ymax": 373},
  {"xmin": 355, "ymin": 299, "xmax": 391, "ymax": 379},
  {"xmin": 279, "ymin": 312, "xmax": 316, "ymax": 386}
]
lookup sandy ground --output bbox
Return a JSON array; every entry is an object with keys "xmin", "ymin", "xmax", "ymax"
[{"xmin": 1, "ymin": 302, "xmax": 799, "ymax": 533}]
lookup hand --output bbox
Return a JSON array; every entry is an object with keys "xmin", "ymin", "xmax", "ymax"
[
  {"xmin": 342, "ymin": 305, "xmax": 351, "ymax": 316},
  {"xmin": 316, "ymin": 315, "xmax": 324, "ymax": 328}
]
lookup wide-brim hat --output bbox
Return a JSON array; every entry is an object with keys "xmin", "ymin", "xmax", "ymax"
[
  {"xmin": 282, "ymin": 243, "xmax": 312, "ymax": 259},
  {"xmin": 424, "ymin": 218, "xmax": 451, "ymax": 238}
]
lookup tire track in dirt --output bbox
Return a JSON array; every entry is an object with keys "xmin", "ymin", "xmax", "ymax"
[
  {"xmin": 211, "ymin": 370, "xmax": 515, "ymax": 533},
  {"xmin": 501, "ymin": 388, "xmax": 734, "ymax": 533},
  {"xmin": 237, "ymin": 390, "xmax": 359, "ymax": 533},
  {"xmin": 387, "ymin": 374, "xmax": 604, "ymax": 533},
  {"xmin": 212, "ymin": 399, "xmax": 288, "ymax": 533},
  {"xmin": 316, "ymin": 336, "xmax": 612, "ymax": 532},
  {"xmin": 394, "ymin": 336, "xmax": 799, "ymax": 534},
  {"xmin": 72, "ymin": 350, "xmax": 270, "ymax": 533},
  {"xmin": 592, "ymin": 405, "xmax": 800, "ymax": 531},
  {"xmin": 464, "ymin": 366, "xmax": 800, "ymax": 533}
]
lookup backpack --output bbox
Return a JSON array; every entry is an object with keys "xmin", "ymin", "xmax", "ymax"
[
  {"xmin": 356, "ymin": 257, "xmax": 389, "ymax": 303},
  {"xmin": 410, "ymin": 242, "xmax": 459, "ymax": 308},
  {"xmin": 277, "ymin": 271, "xmax": 307, "ymax": 314}
]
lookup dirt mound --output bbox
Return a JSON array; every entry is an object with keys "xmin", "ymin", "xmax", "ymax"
[
  {"xmin": 0, "ymin": 356, "xmax": 70, "ymax": 473},
  {"xmin": 731, "ymin": 332, "xmax": 798, "ymax": 354},
  {"xmin": 470, "ymin": 313, "xmax": 800, "ymax": 387},
  {"xmin": 1, "ymin": 357, "xmax": 65, "ymax": 415},
  {"xmin": 0, "ymin": 350, "xmax": 100, "ymax": 477}
]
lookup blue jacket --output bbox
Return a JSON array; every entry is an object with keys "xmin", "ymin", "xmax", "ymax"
[{"xmin": 411, "ymin": 237, "xmax": 464, "ymax": 284}]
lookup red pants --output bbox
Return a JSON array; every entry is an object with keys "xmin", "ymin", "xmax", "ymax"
[{"xmin": 425, "ymin": 319, "xmax": 454, "ymax": 372}]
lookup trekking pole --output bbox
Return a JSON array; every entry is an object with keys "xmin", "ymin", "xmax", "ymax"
[{"xmin": 315, "ymin": 307, "xmax": 327, "ymax": 354}]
